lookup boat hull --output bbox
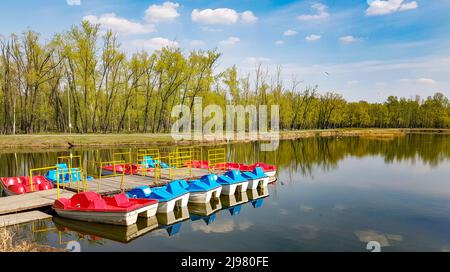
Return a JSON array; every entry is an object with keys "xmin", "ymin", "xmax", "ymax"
[
  {"xmin": 1, "ymin": 187, "xmax": 16, "ymax": 196},
  {"xmin": 156, "ymin": 193, "xmax": 190, "ymax": 213},
  {"xmin": 188, "ymin": 187, "xmax": 222, "ymax": 204},
  {"xmin": 247, "ymin": 177, "xmax": 270, "ymax": 190},
  {"xmin": 220, "ymin": 181, "xmax": 249, "ymax": 196},
  {"xmin": 265, "ymin": 171, "xmax": 277, "ymax": 178},
  {"xmin": 54, "ymin": 203, "xmax": 158, "ymax": 226}
]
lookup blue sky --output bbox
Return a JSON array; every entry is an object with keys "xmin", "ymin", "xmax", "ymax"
[{"xmin": 1, "ymin": 0, "xmax": 449, "ymax": 102}]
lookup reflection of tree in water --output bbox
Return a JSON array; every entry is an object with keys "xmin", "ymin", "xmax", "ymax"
[
  {"xmin": 0, "ymin": 134, "xmax": 449, "ymax": 178},
  {"xmin": 227, "ymin": 134, "xmax": 450, "ymax": 176}
]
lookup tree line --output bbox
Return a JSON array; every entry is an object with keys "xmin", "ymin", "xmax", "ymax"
[{"xmin": 0, "ymin": 21, "xmax": 449, "ymax": 134}]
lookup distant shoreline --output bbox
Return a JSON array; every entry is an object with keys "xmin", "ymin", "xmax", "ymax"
[{"xmin": 0, "ymin": 128, "xmax": 448, "ymax": 150}]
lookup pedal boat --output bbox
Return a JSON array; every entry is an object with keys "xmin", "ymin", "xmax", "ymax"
[
  {"xmin": 186, "ymin": 160, "xmax": 210, "ymax": 169},
  {"xmin": 242, "ymin": 167, "xmax": 270, "ymax": 190},
  {"xmin": 53, "ymin": 192, "xmax": 159, "ymax": 226},
  {"xmin": 100, "ymin": 164, "xmax": 139, "ymax": 175},
  {"xmin": 217, "ymin": 170, "xmax": 249, "ymax": 196},
  {"xmin": 0, "ymin": 176, "xmax": 53, "ymax": 196},
  {"xmin": 45, "ymin": 163, "xmax": 94, "ymax": 184},
  {"xmin": 180, "ymin": 174, "xmax": 222, "ymax": 204},
  {"xmin": 250, "ymin": 163, "xmax": 277, "ymax": 178},
  {"xmin": 127, "ymin": 180, "xmax": 190, "ymax": 213}
]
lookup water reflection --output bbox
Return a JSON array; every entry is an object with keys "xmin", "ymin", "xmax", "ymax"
[
  {"xmin": 189, "ymin": 201, "xmax": 222, "ymax": 225},
  {"xmin": 1, "ymin": 135, "xmax": 450, "ymax": 178},
  {"xmin": 220, "ymin": 192, "xmax": 249, "ymax": 216},
  {"xmin": 3, "ymin": 135, "xmax": 450, "ymax": 251},
  {"xmin": 53, "ymin": 216, "xmax": 159, "ymax": 244},
  {"xmin": 247, "ymin": 187, "xmax": 269, "ymax": 209},
  {"xmin": 156, "ymin": 207, "xmax": 191, "ymax": 236}
]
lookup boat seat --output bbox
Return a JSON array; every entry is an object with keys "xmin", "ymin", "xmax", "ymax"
[
  {"xmin": 104, "ymin": 193, "xmax": 134, "ymax": 208},
  {"xmin": 69, "ymin": 192, "xmax": 108, "ymax": 210},
  {"xmin": 2, "ymin": 177, "xmax": 21, "ymax": 187}
]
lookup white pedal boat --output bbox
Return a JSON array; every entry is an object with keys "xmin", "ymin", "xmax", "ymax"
[
  {"xmin": 242, "ymin": 167, "xmax": 270, "ymax": 190},
  {"xmin": 180, "ymin": 175, "xmax": 222, "ymax": 204},
  {"xmin": 127, "ymin": 181, "xmax": 190, "ymax": 214},
  {"xmin": 217, "ymin": 170, "xmax": 249, "ymax": 196}
]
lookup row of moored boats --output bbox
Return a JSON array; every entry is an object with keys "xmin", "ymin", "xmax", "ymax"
[{"xmin": 0, "ymin": 162, "xmax": 277, "ymax": 226}]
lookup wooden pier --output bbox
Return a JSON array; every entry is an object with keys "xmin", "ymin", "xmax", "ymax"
[
  {"xmin": 0, "ymin": 211, "xmax": 53, "ymax": 228},
  {"xmin": 0, "ymin": 189, "xmax": 74, "ymax": 215}
]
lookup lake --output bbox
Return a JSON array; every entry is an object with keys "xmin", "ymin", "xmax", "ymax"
[{"xmin": 2, "ymin": 134, "xmax": 450, "ymax": 252}]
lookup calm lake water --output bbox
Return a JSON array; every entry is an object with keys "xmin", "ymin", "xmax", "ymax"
[{"xmin": 2, "ymin": 134, "xmax": 450, "ymax": 252}]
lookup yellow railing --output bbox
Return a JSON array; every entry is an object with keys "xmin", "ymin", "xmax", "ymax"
[
  {"xmin": 29, "ymin": 166, "xmax": 59, "ymax": 196},
  {"xmin": 113, "ymin": 152, "xmax": 133, "ymax": 168},
  {"xmin": 208, "ymin": 147, "xmax": 226, "ymax": 172},
  {"xmin": 93, "ymin": 160, "xmax": 126, "ymax": 192},
  {"xmin": 167, "ymin": 147, "xmax": 193, "ymax": 179},
  {"xmin": 32, "ymin": 220, "xmax": 56, "ymax": 234},
  {"xmin": 57, "ymin": 155, "xmax": 82, "ymax": 170}
]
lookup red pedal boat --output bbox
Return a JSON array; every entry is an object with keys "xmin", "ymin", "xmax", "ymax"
[
  {"xmin": 53, "ymin": 192, "xmax": 159, "ymax": 226},
  {"xmin": 0, "ymin": 176, "xmax": 53, "ymax": 196},
  {"xmin": 249, "ymin": 163, "xmax": 277, "ymax": 177},
  {"xmin": 101, "ymin": 164, "xmax": 140, "ymax": 175}
]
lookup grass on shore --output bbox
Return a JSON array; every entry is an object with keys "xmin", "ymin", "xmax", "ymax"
[
  {"xmin": 0, "ymin": 228, "xmax": 63, "ymax": 252},
  {"xmin": 0, "ymin": 128, "xmax": 448, "ymax": 149}
]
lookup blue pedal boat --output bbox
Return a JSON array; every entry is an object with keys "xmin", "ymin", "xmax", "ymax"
[
  {"xmin": 180, "ymin": 174, "xmax": 222, "ymax": 204},
  {"xmin": 217, "ymin": 170, "xmax": 249, "ymax": 195},
  {"xmin": 127, "ymin": 180, "xmax": 190, "ymax": 213},
  {"xmin": 140, "ymin": 156, "xmax": 171, "ymax": 169},
  {"xmin": 242, "ymin": 167, "xmax": 270, "ymax": 190},
  {"xmin": 45, "ymin": 163, "xmax": 93, "ymax": 185}
]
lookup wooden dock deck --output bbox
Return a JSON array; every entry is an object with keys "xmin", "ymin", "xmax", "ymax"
[
  {"xmin": 0, "ymin": 189, "xmax": 74, "ymax": 215},
  {"xmin": 0, "ymin": 211, "xmax": 52, "ymax": 228}
]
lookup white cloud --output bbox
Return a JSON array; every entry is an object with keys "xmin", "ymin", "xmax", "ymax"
[
  {"xmin": 241, "ymin": 11, "xmax": 258, "ymax": 23},
  {"xmin": 399, "ymin": 78, "xmax": 437, "ymax": 85},
  {"xmin": 283, "ymin": 30, "xmax": 298, "ymax": 36},
  {"xmin": 200, "ymin": 26, "xmax": 222, "ymax": 32},
  {"xmin": 192, "ymin": 8, "xmax": 258, "ymax": 25},
  {"xmin": 297, "ymin": 3, "xmax": 329, "ymax": 21},
  {"xmin": 243, "ymin": 57, "xmax": 271, "ymax": 64},
  {"xmin": 83, "ymin": 13, "xmax": 155, "ymax": 35},
  {"xmin": 417, "ymin": 78, "xmax": 437, "ymax": 85},
  {"xmin": 366, "ymin": 0, "xmax": 418, "ymax": 16},
  {"xmin": 305, "ymin": 34, "xmax": 321, "ymax": 41},
  {"xmin": 340, "ymin": 35, "xmax": 360, "ymax": 44},
  {"xmin": 275, "ymin": 40, "xmax": 285, "ymax": 45},
  {"xmin": 219, "ymin": 36, "xmax": 240, "ymax": 46},
  {"xmin": 144, "ymin": 2, "xmax": 180, "ymax": 23},
  {"xmin": 399, "ymin": 1, "xmax": 418, "ymax": 11},
  {"xmin": 192, "ymin": 8, "xmax": 239, "ymax": 25},
  {"xmin": 67, "ymin": 0, "xmax": 81, "ymax": 5},
  {"xmin": 131, "ymin": 37, "xmax": 179, "ymax": 51},
  {"xmin": 189, "ymin": 40, "xmax": 206, "ymax": 47}
]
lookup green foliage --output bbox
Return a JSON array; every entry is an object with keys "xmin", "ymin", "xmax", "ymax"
[{"xmin": 0, "ymin": 22, "xmax": 449, "ymax": 134}]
